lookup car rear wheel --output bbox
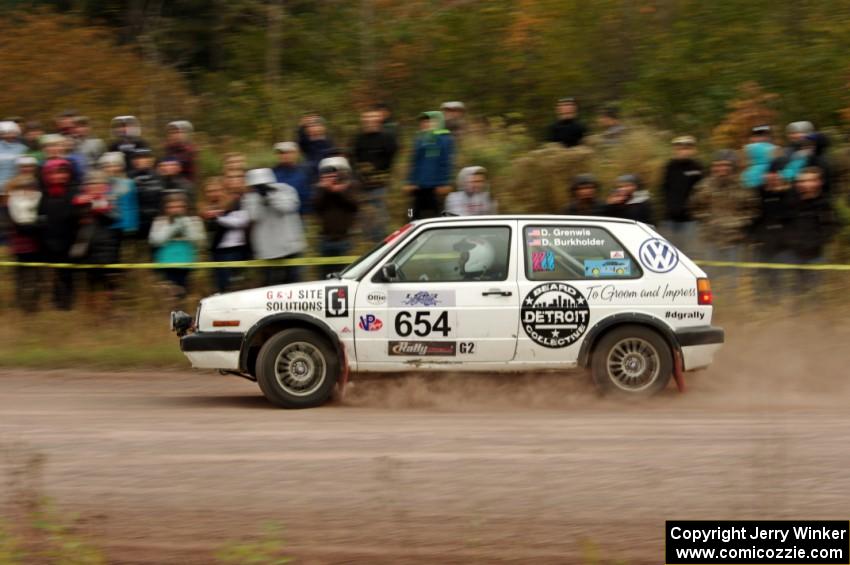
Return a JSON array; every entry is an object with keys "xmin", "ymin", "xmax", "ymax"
[
  {"xmin": 591, "ymin": 325, "xmax": 672, "ymax": 397},
  {"xmin": 256, "ymin": 328, "xmax": 339, "ymax": 408}
]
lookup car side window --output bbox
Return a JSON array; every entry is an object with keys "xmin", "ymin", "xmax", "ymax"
[
  {"xmin": 388, "ymin": 226, "xmax": 511, "ymax": 282},
  {"xmin": 524, "ymin": 225, "xmax": 641, "ymax": 281}
]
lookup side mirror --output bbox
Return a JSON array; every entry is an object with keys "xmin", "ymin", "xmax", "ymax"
[{"xmin": 381, "ymin": 263, "xmax": 398, "ymax": 281}]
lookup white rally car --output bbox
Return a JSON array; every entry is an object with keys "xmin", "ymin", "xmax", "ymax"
[{"xmin": 171, "ymin": 215, "xmax": 724, "ymax": 408}]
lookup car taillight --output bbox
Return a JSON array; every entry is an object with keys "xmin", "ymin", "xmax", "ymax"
[{"xmin": 697, "ymin": 278, "xmax": 713, "ymax": 305}]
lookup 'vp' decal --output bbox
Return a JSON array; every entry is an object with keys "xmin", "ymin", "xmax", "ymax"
[{"xmin": 638, "ymin": 238, "xmax": 679, "ymax": 273}]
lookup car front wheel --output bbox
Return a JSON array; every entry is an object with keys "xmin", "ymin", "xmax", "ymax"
[
  {"xmin": 591, "ymin": 325, "xmax": 672, "ymax": 397},
  {"xmin": 256, "ymin": 328, "xmax": 339, "ymax": 408}
]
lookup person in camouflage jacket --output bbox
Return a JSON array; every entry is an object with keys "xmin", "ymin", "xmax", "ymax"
[{"xmin": 689, "ymin": 150, "xmax": 760, "ymax": 268}]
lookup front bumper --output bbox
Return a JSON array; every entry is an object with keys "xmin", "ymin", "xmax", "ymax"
[
  {"xmin": 675, "ymin": 325, "xmax": 724, "ymax": 370},
  {"xmin": 179, "ymin": 331, "xmax": 244, "ymax": 370}
]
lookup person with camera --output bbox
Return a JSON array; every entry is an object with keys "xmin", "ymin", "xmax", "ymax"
[
  {"xmin": 314, "ymin": 157, "xmax": 359, "ymax": 279},
  {"xmin": 242, "ymin": 168, "xmax": 306, "ymax": 285}
]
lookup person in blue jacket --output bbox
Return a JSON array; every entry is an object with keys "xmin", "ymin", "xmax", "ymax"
[
  {"xmin": 271, "ymin": 142, "xmax": 311, "ymax": 215},
  {"xmin": 403, "ymin": 111, "xmax": 455, "ymax": 219}
]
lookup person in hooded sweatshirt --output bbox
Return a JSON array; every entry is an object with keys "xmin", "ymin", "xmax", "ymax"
[
  {"xmin": 660, "ymin": 136, "xmax": 703, "ymax": 253},
  {"xmin": 242, "ymin": 168, "xmax": 306, "ymax": 285},
  {"xmin": 785, "ymin": 167, "xmax": 837, "ymax": 293},
  {"xmin": 604, "ymin": 174, "xmax": 653, "ymax": 224},
  {"xmin": 38, "ymin": 158, "xmax": 80, "ymax": 309},
  {"xmin": 6, "ymin": 171, "xmax": 42, "ymax": 311},
  {"xmin": 404, "ymin": 111, "xmax": 455, "ymax": 220},
  {"xmin": 560, "ymin": 174, "xmax": 604, "ymax": 216},
  {"xmin": 445, "ymin": 166, "xmax": 497, "ymax": 216},
  {"xmin": 741, "ymin": 125, "xmax": 778, "ymax": 189}
]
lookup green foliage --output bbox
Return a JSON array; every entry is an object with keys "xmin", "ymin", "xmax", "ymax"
[{"xmin": 215, "ymin": 524, "xmax": 292, "ymax": 565}]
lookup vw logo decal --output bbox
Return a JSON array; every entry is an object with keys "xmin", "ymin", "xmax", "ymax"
[{"xmin": 638, "ymin": 238, "xmax": 679, "ymax": 273}]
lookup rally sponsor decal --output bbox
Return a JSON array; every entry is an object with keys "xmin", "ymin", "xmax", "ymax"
[
  {"xmin": 389, "ymin": 290, "xmax": 455, "ymax": 308},
  {"xmin": 584, "ymin": 259, "xmax": 631, "ymax": 277},
  {"xmin": 531, "ymin": 250, "xmax": 556, "ymax": 272},
  {"xmin": 388, "ymin": 340, "xmax": 457, "ymax": 356},
  {"xmin": 521, "ymin": 283, "xmax": 590, "ymax": 348},
  {"xmin": 324, "ymin": 286, "xmax": 349, "ymax": 318},
  {"xmin": 526, "ymin": 227, "xmax": 607, "ymax": 248},
  {"xmin": 638, "ymin": 238, "xmax": 679, "ymax": 273},
  {"xmin": 266, "ymin": 288, "xmax": 324, "ymax": 312},
  {"xmin": 585, "ymin": 283, "xmax": 697, "ymax": 303},
  {"xmin": 358, "ymin": 314, "xmax": 383, "ymax": 331},
  {"xmin": 366, "ymin": 290, "xmax": 387, "ymax": 306},
  {"xmin": 665, "ymin": 310, "xmax": 706, "ymax": 321}
]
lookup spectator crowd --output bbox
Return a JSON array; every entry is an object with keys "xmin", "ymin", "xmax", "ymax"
[{"xmin": 0, "ymin": 99, "xmax": 842, "ymax": 312}]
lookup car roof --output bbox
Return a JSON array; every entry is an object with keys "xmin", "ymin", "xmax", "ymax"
[{"xmin": 412, "ymin": 214, "xmax": 640, "ymax": 226}]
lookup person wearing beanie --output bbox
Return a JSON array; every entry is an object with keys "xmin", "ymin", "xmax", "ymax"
[
  {"xmin": 660, "ymin": 135, "xmax": 703, "ymax": 252},
  {"xmin": 604, "ymin": 174, "xmax": 653, "ymax": 224},
  {"xmin": 108, "ymin": 116, "xmax": 150, "ymax": 174},
  {"xmin": 129, "ymin": 148, "xmax": 164, "ymax": 242},
  {"xmin": 404, "ymin": 111, "xmax": 455, "ymax": 219},
  {"xmin": 560, "ymin": 174, "xmax": 604, "ymax": 216},
  {"xmin": 546, "ymin": 97, "xmax": 586, "ymax": 148},
  {"xmin": 445, "ymin": 166, "xmax": 497, "ymax": 216},
  {"xmin": 784, "ymin": 121, "xmax": 815, "ymax": 157},
  {"xmin": 351, "ymin": 107, "xmax": 398, "ymax": 242},
  {"xmin": 5, "ymin": 174, "xmax": 42, "ymax": 311},
  {"xmin": 38, "ymin": 158, "xmax": 79, "ymax": 309},
  {"xmin": 689, "ymin": 150, "xmax": 759, "ymax": 282},
  {"xmin": 0, "ymin": 121, "xmax": 26, "ymax": 196},
  {"xmin": 742, "ymin": 125, "xmax": 779, "ymax": 189},
  {"xmin": 314, "ymin": 157, "xmax": 359, "ymax": 278},
  {"xmin": 164, "ymin": 120, "xmax": 198, "ymax": 184},
  {"xmin": 272, "ymin": 142, "xmax": 311, "ymax": 215},
  {"xmin": 242, "ymin": 167, "xmax": 306, "ymax": 285}
]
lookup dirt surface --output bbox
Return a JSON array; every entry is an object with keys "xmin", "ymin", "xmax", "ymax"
[{"xmin": 1, "ymin": 316, "xmax": 849, "ymax": 564}]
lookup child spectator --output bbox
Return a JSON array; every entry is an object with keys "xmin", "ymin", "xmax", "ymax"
[
  {"xmin": 6, "ymin": 173, "xmax": 42, "ymax": 311},
  {"xmin": 71, "ymin": 171, "xmax": 123, "ymax": 310},
  {"xmin": 314, "ymin": 157, "xmax": 359, "ymax": 278},
  {"xmin": 560, "ymin": 174, "xmax": 604, "ymax": 216},
  {"xmin": 604, "ymin": 174, "xmax": 653, "ymax": 224},
  {"xmin": 39, "ymin": 158, "xmax": 79, "ymax": 310},
  {"xmin": 242, "ymin": 168, "xmax": 305, "ymax": 285},
  {"xmin": 201, "ymin": 177, "xmax": 250, "ymax": 293},
  {"xmin": 98, "ymin": 152, "xmax": 139, "ymax": 239},
  {"xmin": 445, "ymin": 166, "xmax": 497, "ymax": 216},
  {"xmin": 148, "ymin": 193, "xmax": 205, "ymax": 303}
]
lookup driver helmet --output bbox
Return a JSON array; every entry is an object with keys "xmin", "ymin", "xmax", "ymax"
[{"xmin": 457, "ymin": 237, "xmax": 495, "ymax": 277}]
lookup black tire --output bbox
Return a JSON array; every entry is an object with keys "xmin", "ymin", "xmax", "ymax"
[
  {"xmin": 255, "ymin": 328, "xmax": 339, "ymax": 408},
  {"xmin": 591, "ymin": 325, "xmax": 672, "ymax": 397}
]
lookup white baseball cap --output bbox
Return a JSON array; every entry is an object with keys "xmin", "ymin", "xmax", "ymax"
[{"xmin": 245, "ymin": 168, "xmax": 276, "ymax": 186}]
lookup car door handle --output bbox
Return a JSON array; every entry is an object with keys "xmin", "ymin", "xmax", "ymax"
[{"xmin": 482, "ymin": 289, "xmax": 513, "ymax": 297}]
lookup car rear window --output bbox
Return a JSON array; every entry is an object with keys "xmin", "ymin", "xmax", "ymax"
[{"xmin": 523, "ymin": 225, "xmax": 641, "ymax": 281}]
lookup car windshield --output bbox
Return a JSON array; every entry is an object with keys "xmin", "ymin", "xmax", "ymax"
[{"xmin": 338, "ymin": 241, "xmax": 391, "ymax": 280}]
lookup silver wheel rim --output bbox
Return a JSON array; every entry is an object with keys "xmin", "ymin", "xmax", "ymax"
[
  {"xmin": 273, "ymin": 342, "xmax": 327, "ymax": 397},
  {"xmin": 606, "ymin": 337, "xmax": 660, "ymax": 392}
]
